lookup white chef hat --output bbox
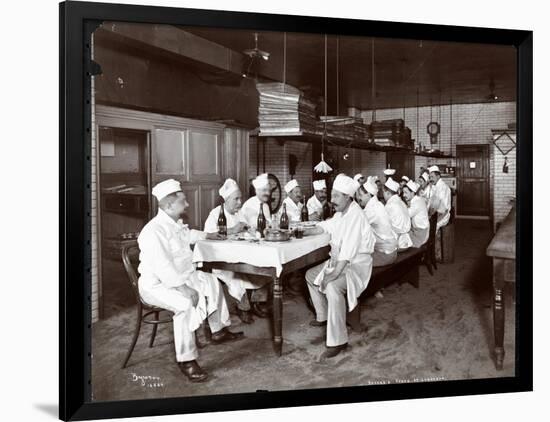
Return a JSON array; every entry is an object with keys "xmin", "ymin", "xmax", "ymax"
[
  {"xmin": 421, "ymin": 172, "xmax": 429, "ymax": 182},
  {"xmin": 252, "ymin": 173, "xmax": 269, "ymax": 189},
  {"xmin": 428, "ymin": 165, "xmax": 440, "ymax": 173},
  {"xmin": 353, "ymin": 173, "xmax": 364, "ymax": 182},
  {"xmin": 284, "ymin": 179, "xmax": 299, "ymax": 194},
  {"xmin": 384, "ymin": 178, "xmax": 400, "ymax": 193},
  {"xmin": 384, "ymin": 168, "xmax": 396, "ymax": 176},
  {"xmin": 401, "ymin": 175, "xmax": 410, "ymax": 182},
  {"xmin": 152, "ymin": 179, "xmax": 182, "ymax": 201},
  {"xmin": 363, "ymin": 179, "xmax": 379, "ymax": 196},
  {"xmin": 313, "ymin": 179, "xmax": 326, "ymax": 190},
  {"xmin": 406, "ymin": 180, "xmax": 419, "ymax": 193},
  {"xmin": 219, "ymin": 178, "xmax": 240, "ymax": 200},
  {"xmin": 333, "ymin": 174, "xmax": 360, "ymax": 196}
]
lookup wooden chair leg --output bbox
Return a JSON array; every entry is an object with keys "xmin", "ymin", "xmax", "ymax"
[
  {"xmin": 149, "ymin": 311, "xmax": 159, "ymax": 348},
  {"xmin": 122, "ymin": 308, "xmax": 142, "ymax": 369}
]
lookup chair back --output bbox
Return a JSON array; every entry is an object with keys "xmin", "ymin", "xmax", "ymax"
[{"xmin": 121, "ymin": 241, "xmax": 142, "ymax": 305}]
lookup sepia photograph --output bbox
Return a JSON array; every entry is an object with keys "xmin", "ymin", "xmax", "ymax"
[{"xmin": 85, "ymin": 18, "xmax": 521, "ymax": 402}]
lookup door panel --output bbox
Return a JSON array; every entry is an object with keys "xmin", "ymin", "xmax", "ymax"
[
  {"xmin": 153, "ymin": 128, "xmax": 186, "ymax": 177},
  {"xmin": 199, "ymin": 185, "xmax": 221, "ymax": 229},
  {"xmin": 457, "ymin": 145, "xmax": 489, "ymax": 216},
  {"xmin": 189, "ymin": 129, "xmax": 222, "ymax": 181},
  {"xmin": 386, "ymin": 152, "xmax": 414, "ymax": 180}
]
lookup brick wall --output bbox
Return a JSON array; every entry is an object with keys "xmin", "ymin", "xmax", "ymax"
[
  {"xmin": 360, "ymin": 101, "xmax": 516, "ymax": 225},
  {"xmin": 249, "ymin": 138, "xmax": 314, "ymax": 203},
  {"xmin": 360, "ymin": 102, "xmax": 516, "ymax": 158},
  {"xmin": 493, "ymin": 136, "xmax": 517, "ymax": 228}
]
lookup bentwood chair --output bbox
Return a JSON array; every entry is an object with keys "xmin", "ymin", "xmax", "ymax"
[{"xmin": 121, "ymin": 242, "xmax": 173, "ymax": 369}]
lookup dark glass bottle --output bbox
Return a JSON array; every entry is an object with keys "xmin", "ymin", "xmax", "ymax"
[
  {"xmin": 280, "ymin": 203, "xmax": 289, "ymax": 229},
  {"xmin": 300, "ymin": 200, "xmax": 309, "ymax": 222},
  {"xmin": 217, "ymin": 204, "xmax": 227, "ymax": 236},
  {"xmin": 257, "ymin": 203, "xmax": 266, "ymax": 237}
]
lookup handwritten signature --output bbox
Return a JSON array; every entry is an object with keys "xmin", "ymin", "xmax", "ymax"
[{"xmin": 130, "ymin": 373, "xmax": 165, "ymax": 388}]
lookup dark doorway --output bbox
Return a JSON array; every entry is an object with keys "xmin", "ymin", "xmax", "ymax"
[{"xmin": 456, "ymin": 144, "xmax": 490, "ymax": 216}]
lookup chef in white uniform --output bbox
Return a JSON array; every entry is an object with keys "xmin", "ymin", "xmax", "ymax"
[
  {"xmin": 356, "ymin": 176, "xmax": 398, "ymax": 267},
  {"xmin": 400, "ymin": 175, "xmax": 410, "ymax": 189},
  {"xmin": 241, "ymin": 173, "xmax": 271, "ymax": 230},
  {"xmin": 402, "ymin": 180, "xmax": 430, "ymax": 248},
  {"xmin": 307, "ymin": 179, "xmax": 328, "ymax": 221},
  {"xmin": 353, "ymin": 173, "xmax": 366, "ymax": 185},
  {"xmin": 203, "ymin": 178, "xmax": 269, "ymax": 323},
  {"xmin": 281, "ymin": 179, "xmax": 303, "ymax": 223},
  {"xmin": 137, "ymin": 179, "xmax": 243, "ymax": 383},
  {"xmin": 304, "ymin": 174, "xmax": 375, "ymax": 358},
  {"xmin": 418, "ymin": 172, "xmax": 432, "ymax": 204},
  {"xmin": 427, "ymin": 165, "xmax": 451, "ymax": 230},
  {"xmin": 383, "ymin": 178, "xmax": 413, "ymax": 250}
]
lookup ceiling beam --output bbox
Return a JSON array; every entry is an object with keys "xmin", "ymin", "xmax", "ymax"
[{"xmin": 96, "ymin": 21, "xmax": 281, "ymax": 82}]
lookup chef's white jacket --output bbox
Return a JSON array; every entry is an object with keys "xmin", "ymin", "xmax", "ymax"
[
  {"xmin": 429, "ymin": 178, "xmax": 451, "ymax": 229},
  {"xmin": 203, "ymin": 204, "xmax": 267, "ymax": 300},
  {"xmin": 241, "ymin": 196, "xmax": 271, "ymax": 229},
  {"xmin": 282, "ymin": 197, "xmax": 303, "ymax": 223},
  {"xmin": 311, "ymin": 201, "xmax": 375, "ymax": 312},
  {"xmin": 408, "ymin": 195, "xmax": 430, "ymax": 247},
  {"xmin": 306, "ymin": 195, "xmax": 324, "ymax": 220},
  {"xmin": 363, "ymin": 195, "xmax": 398, "ymax": 254},
  {"xmin": 385, "ymin": 194, "xmax": 413, "ymax": 249},
  {"xmin": 203, "ymin": 204, "xmax": 246, "ymax": 234},
  {"xmin": 137, "ymin": 209, "xmax": 229, "ymax": 332}
]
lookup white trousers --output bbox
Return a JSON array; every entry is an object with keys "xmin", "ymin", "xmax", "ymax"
[
  {"xmin": 140, "ymin": 274, "xmax": 230, "ymax": 363},
  {"xmin": 305, "ymin": 262, "xmax": 348, "ymax": 347}
]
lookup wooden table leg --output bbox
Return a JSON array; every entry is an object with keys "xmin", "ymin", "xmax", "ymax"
[
  {"xmin": 493, "ymin": 259, "xmax": 505, "ymax": 370},
  {"xmin": 272, "ymin": 275, "xmax": 283, "ymax": 356}
]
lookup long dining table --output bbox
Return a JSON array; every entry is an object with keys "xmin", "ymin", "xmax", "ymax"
[{"xmin": 192, "ymin": 233, "xmax": 331, "ymax": 356}]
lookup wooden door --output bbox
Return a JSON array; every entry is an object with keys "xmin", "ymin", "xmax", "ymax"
[
  {"xmin": 456, "ymin": 144, "xmax": 489, "ymax": 216},
  {"xmin": 386, "ymin": 151, "xmax": 414, "ymax": 180}
]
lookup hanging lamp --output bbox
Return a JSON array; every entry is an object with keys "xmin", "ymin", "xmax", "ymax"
[{"xmin": 314, "ymin": 34, "xmax": 333, "ymax": 174}]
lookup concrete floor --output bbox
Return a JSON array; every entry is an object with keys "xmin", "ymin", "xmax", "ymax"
[{"xmin": 91, "ymin": 219, "xmax": 515, "ymax": 401}]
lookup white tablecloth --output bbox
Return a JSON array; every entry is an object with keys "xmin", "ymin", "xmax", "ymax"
[{"xmin": 192, "ymin": 234, "xmax": 331, "ymax": 277}]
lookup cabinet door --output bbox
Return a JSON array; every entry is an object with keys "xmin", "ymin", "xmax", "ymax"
[
  {"xmin": 153, "ymin": 128, "xmax": 187, "ymax": 181},
  {"xmin": 188, "ymin": 129, "xmax": 222, "ymax": 182}
]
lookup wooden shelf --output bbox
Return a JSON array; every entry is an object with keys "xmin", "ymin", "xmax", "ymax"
[{"xmin": 256, "ymin": 132, "xmax": 454, "ymax": 158}]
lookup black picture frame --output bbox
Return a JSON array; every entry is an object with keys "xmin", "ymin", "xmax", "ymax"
[{"xmin": 59, "ymin": 1, "xmax": 533, "ymax": 420}]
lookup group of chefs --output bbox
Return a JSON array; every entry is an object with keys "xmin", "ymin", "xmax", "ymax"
[{"xmin": 136, "ymin": 166, "xmax": 451, "ymax": 382}]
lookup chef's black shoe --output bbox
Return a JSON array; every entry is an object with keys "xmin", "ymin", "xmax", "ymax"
[
  {"xmin": 322, "ymin": 343, "xmax": 348, "ymax": 359},
  {"xmin": 211, "ymin": 327, "xmax": 245, "ymax": 344},
  {"xmin": 178, "ymin": 360, "xmax": 208, "ymax": 382}
]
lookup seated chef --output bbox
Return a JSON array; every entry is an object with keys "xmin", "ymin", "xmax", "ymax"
[
  {"xmin": 137, "ymin": 179, "xmax": 244, "ymax": 383},
  {"xmin": 203, "ymin": 178, "xmax": 270, "ymax": 324},
  {"xmin": 307, "ymin": 179, "xmax": 329, "ymax": 221},
  {"xmin": 402, "ymin": 180, "xmax": 430, "ymax": 248},
  {"xmin": 303, "ymin": 174, "xmax": 376, "ymax": 358},
  {"xmin": 383, "ymin": 178, "xmax": 413, "ymax": 250},
  {"xmin": 281, "ymin": 179, "xmax": 304, "ymax": 223},
  {"xmin": 355, "ymin": 176, "xmax": 398, "ymax": 266},
  {"xmin": 241, "ymin": 173, "xmax": 272, "ymax": 230},
  {"xmin": 427, "ymin": 165, "xmax": 452, "ymax": 230}
]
